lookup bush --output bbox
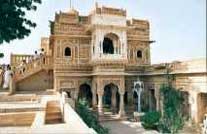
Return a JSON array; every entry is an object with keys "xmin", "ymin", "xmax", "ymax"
[
  {"xmin": 158, "ymin": 84, "xmax": 184, "ymax": 133},
  {"xmin": 76, "ymin": 99, "xmax": 109, "ymax": 134},
  {"xmin": 141, "ymin": 111, "xmax": 161, "ymax": 130},
  {"xmin": 0, "ymin": 53, "xmax": 4, "ymax": 58}
]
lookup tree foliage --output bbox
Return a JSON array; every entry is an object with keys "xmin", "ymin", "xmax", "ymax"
[
  {"xmin": 158, "ymin": 84, "xmax": 184, "ymax": 133},
  {"xmin": 141, "ymin": 111, "xmax": 161, "ymax": 130},
  {"xmin": 76, "ymin": 99, "xmax": 109, "ymax": 134},
  {"xmin": 0, "ymin": 53, "xmax": 4, "ymax": 58},
  {"xmin": 0, "ymin": 0, "xmax": 41, "ymax": 44}
]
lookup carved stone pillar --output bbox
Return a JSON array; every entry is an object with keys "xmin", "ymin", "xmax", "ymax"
[
  {"xmin": 100, "ymin": 41, "xmax": 103, "ymax": 54},
  {"xmin": 92, "ymin": 80, "xmax": 97, "ymax": 109},
  {"xmin": 190, "ymin": 91, "xmax": 199, "ymax": 123},
  {"xmin": 119, "ymin": 92, "xmax": 125, "ymax": 117},
  {"xmin": 111, "ymin": 89, "xmax": 117, "ymax": 114},
  {"xmin": 74, "ymin": 89, "xmax": 79, "ymax": 101},
  {"xmin": 54, "ymin": 76, "xmax": 58, "ymax": 92},
  {"xmin": 98, "ymin": 90, "xmax": 104, "ymax": 114},
  {"xmin": 155, "ymin": 85, "xmax": 160, "ymax": 111}
]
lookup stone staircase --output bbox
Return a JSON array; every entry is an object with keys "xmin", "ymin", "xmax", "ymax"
[
  {"xmin": 125, "ymin": 106, "xmax": 135, "ymax": 115},
  {"xmin": 99, "ymin": 112, "xmax": 127, "ymax": 122},
  {"xmin": 0, "ymin": 93, "xmax": 43, "ymax": 127},
  {"xmin": 45, "ymin": 101, "xmax": 63, "ymax": 124},
  {"xmin": 0, "ymin": 112, "xmax": 35, "ymax": 127},
  {"xmin": 14, "ymin": 56, "xmax": 52, "ymax": 83},
  {"xmin": 0, "ymin": 94, "xmax": 38, "ymax": 102}
]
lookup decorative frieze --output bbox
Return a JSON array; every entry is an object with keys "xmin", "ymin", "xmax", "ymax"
[
  {"xmin": 54, "ymin": 23, "xmax": 86, "ymax": 35},
  {"xmin": 60, "ymin": 80, "xmax": 75, "ymax": 89}
]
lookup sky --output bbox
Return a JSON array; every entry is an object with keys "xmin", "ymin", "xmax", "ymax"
[{"xmin": 0, "ymin": 0, "xmax": 206, "ymax": 64}]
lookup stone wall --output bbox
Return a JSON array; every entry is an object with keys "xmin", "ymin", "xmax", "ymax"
[
  {"xmin": 53, "ymin": 38, "xmax": 91, "ymax": 66},
  {"xmin": 127, "ymin": 40, "xmax": 150, "ymax": 65},
  {"xmin": 197, "ymin": 93, "xmax": 207, "ymax": 123},
  {"xmin": 16, "ymin": 70, "xmax": 53, "ymax": 91},
  {"xmin": 136, "ymin": 59, "xmax": 207, "ymax": 123}
]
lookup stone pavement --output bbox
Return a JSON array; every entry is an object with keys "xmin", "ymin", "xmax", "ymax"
[{"xmin": 101, "ymin": 121, "xmax": 159, "ymax": 134}]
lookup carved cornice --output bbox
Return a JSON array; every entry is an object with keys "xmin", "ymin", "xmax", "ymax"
[
  {"xmin": 50, "ymin": 35, "xmax": 91, "ymax": 39},
  {"xmin": 86, "ymin": 24, "xmax": 128, "ymax": 32},
  {"xmin": 91, "ymin": 59, "xmax": 128, "ymax": 66}
]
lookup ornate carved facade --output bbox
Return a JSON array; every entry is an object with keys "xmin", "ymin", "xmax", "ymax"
[
  {"xmin": 48, "ymin": 6, "xmax": 153, "ymax": 117},
  {"xmin": 10, "ymin": 5, "xmax": 207, "ymax": 123}
]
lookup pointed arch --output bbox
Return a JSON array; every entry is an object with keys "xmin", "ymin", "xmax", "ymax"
[{"xmin": 65, "ymin": 47, "xmax": 71, "ymax": 56}]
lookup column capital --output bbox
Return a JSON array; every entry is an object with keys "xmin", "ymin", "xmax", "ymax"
[
  {"xmin": 119, "ymin": 90, "xmax": 125, "ymax": 95},
  {"xmin": 119, "ymin": 92, "xmax": 125, "ymax": 117},
  {"xmin": 97, "ymin": 89, "xmax": 104, "ymax": 96}
]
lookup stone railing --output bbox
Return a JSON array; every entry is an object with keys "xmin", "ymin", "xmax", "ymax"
[
  {"xmin": 13, "ymin": 56, "xmax": 53, "ymax": 82},
  {"xmin": 100, "ymin": 53, "xmax": 124, "ymax": 59},
  {"xmin": 54, "ymin": 57, "xmax": 90, "ymax": 66},
  {"xmin": 11, "ymin": 54, "xmax": 34, "ymax": 67},
  {"xmin": 95, "ymin": 7, "xmax": 126, "ymax": 16}
]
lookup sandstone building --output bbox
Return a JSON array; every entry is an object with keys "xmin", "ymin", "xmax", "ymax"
[{"xmin": 9, "ymin": 5, "xmax": 207, "ymax": 124}]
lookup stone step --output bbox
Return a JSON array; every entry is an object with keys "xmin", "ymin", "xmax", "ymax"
[
  {"xmin": 0, "ymin": 103, "xmax": 44, "ymax": 113},
  {"xmin": 99, "ymin": 116, "xmax": 127, "ymax": 122},
  {"xmin": 46, "ymin": 109, "xmax": 61, "ymax": 113},
  {"xmin": 46, "ymin": 111, "xmax": 61, "ymax": 116},
  {"xmin": 0, "ymin": 112, "xmax": 35, "ymax": 127},
  {"xmin": 45, "ymin": 118, "xmax": 63, "ymax": 124},
  {"xmin": 47, "ymin": 104, "xmax": 60, "ymax": 108},
  {"xmin": 16, "ymin": 68, "xmax": 43, "ymax": 82},
  {"xmin": 15, "ymin": 90, "xmax": 55, "ymax": 95},
  {"xmin": 46, "ymin": 114, "xmax": 62, "ymax": 120},
  {"xmin": 0, "ymin": 95, "xmax": 38, "ymax": 102},
  {"xmin": 47, "ymin": 101, "xmax": 59, "ymax": 106},
  {"xmin": 99, "ymin": 114, "xmax": 128, "ymax": 122},
  {"xmin": 45, "ymin": 101, "xmax": 63, "ymax": 124}
]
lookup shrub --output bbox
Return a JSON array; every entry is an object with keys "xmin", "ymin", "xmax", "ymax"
[
  {"xmin": 0, "ymin": 53, "xmax": 4, "ymax": 58},
  {"xmin": 158, "ymin": 84, "xmax": 184, "ymax": 133},
  {"xmin": 76, "ymin": 99, "xmax": 109, "ymax": 134},
  {"xmin": 141, "ymin": 111, "xmax": 161, "ymax": 130}
]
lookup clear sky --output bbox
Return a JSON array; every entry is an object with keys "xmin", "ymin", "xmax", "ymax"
[{"xmin": 0, "ymin": 0, "xmax": 206, "ymax": 64}]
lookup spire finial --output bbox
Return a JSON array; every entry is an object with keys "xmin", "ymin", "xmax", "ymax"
[
  {"xmin": 69, "ymin": 0, "xmax": 73, "ymax": 9},
  {"xmin": 94, "ymin": 0, "xmax": 98, "ymax": 8}
]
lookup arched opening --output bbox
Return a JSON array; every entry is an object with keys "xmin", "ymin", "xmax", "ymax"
[
  {"xmin": 181, "ymin": 91, "xmax": 190, "ymax": 120},
  {"xmin": 133, "ymin": 91, "xmax": 138, "ymax": 112},
  {"xmin": 197, "ymin": 93, "xmax": 207, "ymax": 122},
  {"xmin": 103, "ymin": 83, "xmax": 120, "ymax": 114},
  {"xmin": 137, "ymin": 50, "xmax": 142, "ymax": 58},
  {"xmin": 133, "ymin": 89, "xmax": 149, "ymax": 112},
  {"xmin": 103, "ymin": 37, "xmax": 114, "ymax": 54},
  {"xmin": 148, "ymin": 89, "xmax": 156, "ymax": 111},
  {"xmin": 78, "ymin": 84, "xmax": 93, "ymax": 107},
  {"xmin": 65, "ymin": 47, "xmax": 71, "ymax": 56},
  {"xmin": 124, "ymin": 91, "xmax": 128, "ymax": 105},
  {"xmin": 103, "ymin": 33, "xmax": 120, "ymax": 54}
]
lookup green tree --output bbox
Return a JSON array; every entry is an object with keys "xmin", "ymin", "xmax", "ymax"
[
  {"xmin": 76, "ymin": 99, "xmax": 109, "ymax": 134},
  {"xmin": 158, "ymin": 84, "xmax": 184, "ymax": 133},
  {"xmin": 0, "ymin": 53, "xmax": 4, "ymax": 58},
  {"xmin": 141, "ymin": 111, "xmax": 161, "ymax": 130},
  {"xmin": 157, "ymin": 64, "xmax": 185, "ymax": 133},
  {"xmin": 0, "ymin": 0, "xmax": 41, "ymax": 44}
]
